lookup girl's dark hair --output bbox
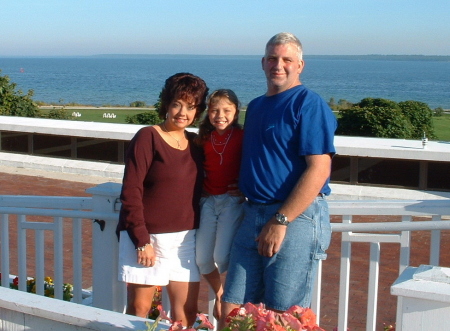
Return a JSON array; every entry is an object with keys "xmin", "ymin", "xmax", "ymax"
[
  {"xmin": 158, "ymin": 72, "xmax": 209, "ymax": 120},
  {"xmin": 196, "ymin": 89, "xmax": 242, "ymax": 144}
]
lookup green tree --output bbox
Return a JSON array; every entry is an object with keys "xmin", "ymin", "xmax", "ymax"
[
  {"xmin": 398, "ymin": 100, "xmax": 436, "ymax": 139},
  {"xmin": 337, "ymin": 98, "xmax": 414, "ymax": 138},
  {"xmin": 125, "ymin": 110, "xmax": 160, "ymax": 125},
  {"xmin": 0, "ymin": 70, "xmax": 40, "ymax": 117}
]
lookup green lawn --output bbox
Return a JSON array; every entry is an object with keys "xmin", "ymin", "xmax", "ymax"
[
  {"xmin": 432, "ymin": 113, "xmax": 450, "ymax": 141},
  {"xmin": 40, "ymin": 107, "xmax": 150, "ymax": 124}
]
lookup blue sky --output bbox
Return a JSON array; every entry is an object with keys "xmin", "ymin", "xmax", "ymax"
[{"xmin": 1, "ymin": 0, "xmax": 449, "ymax": 56}]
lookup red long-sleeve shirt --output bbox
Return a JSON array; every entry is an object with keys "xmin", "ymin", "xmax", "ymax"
[{"xmin": 203, "ymin": 128, "xmax": 243, "ymax": 195}]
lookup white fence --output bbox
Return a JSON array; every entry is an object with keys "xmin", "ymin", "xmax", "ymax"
[{"xmin": 1, "ymin": 183, "xmax": 450, "ymax": 331}]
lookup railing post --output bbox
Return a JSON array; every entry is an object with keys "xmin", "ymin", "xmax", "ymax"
[{"xmin": 86, "ymin": 182, "xmax": 126, "ymax": 313}]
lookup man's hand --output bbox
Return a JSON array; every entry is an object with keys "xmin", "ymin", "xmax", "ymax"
[{"xmin": 256, "ymin": 218, "xmax": 287, "ymax": 257}]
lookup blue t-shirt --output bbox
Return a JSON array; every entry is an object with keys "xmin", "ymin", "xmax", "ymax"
[{"xmin": 239, "ymin": 85, "xmax": 337, "ymax": 203}]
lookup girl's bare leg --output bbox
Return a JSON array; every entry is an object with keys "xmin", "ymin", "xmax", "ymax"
[{"xmin": 202, "ymin": 268, "xmax": 223, "ymax": 320}]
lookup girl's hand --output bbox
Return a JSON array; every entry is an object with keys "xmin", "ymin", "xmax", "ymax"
[
  {"xmin": 137, "ymin": 244, "xmax": 156, "ymax": 267},
  {"xmin": 227, "ymin": 183, "xmax": 246, "ymax": 203},
  {"xmin": 227, "ymin": 183, "xmax": 242, "ymax": 196}
]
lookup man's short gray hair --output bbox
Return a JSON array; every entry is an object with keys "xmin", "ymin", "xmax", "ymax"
[{"xmin": 265, "ymin": 32, "xmax": 303, "ymax": 61}]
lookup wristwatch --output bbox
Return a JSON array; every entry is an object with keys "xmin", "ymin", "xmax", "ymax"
[
  {"xmin": 275, "ymin": 212, "xmax": 289, "ymax": 226},
  {"xmin": 136, "ymin": 243, "xmax": 151, "ymax": 251}
]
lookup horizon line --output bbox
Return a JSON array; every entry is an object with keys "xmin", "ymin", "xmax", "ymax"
[{"xmin": 1, "ymin": 54, "xmax": 450, "ymax": 58}]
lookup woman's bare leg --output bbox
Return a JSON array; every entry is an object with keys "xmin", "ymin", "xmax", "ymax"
[
  {"xmin": 126, "ymin": 283, "xmax": 156, "ymax": 318},
  {"xmin": 166, "ymin": 281, "xmax": 200, "ymax": 327}
]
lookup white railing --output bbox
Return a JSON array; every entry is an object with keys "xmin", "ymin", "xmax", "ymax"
[
  {"xmin": 0, "ymin": 182, "xmax": 125, "ymax": 312},
  {"xmin": 1, "ymin": 183, "xmax": 450, "ymax": 331},
  {"xmin": 316, "ymin": 200, "xmax": 450, "ymax": 331}
]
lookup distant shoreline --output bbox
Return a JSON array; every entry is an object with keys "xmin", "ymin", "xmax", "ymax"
[{"xmin": 2, "ymin": 54, "xmax": 450, "ymax": 62}]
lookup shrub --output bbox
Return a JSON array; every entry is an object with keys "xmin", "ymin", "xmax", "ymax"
[
  {"xmin": 433, "ymin": 107, "xmax": 444, "ymax": 117},
  {"xmin": 0, "ymin": 70, "xmax": 40, "ymax": 117},
  {"xmin": 130, "ymin": 101, "xmax": 147, "ymax": 108},
  {"xmin": 46, "ymin": 107, "xmax": 70, "ymax": 120},
  {"xmin": 125, "ymin": 110, "xmax": 160, "ymax": 125},
  {"xmin": 337, "ymin": 97, "xmax": 436, "ymax": 139}
]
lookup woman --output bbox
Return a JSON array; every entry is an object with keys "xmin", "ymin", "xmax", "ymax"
[{"xmin": 116, "ymin": 73, "xmax": 209, "ymax": 327}]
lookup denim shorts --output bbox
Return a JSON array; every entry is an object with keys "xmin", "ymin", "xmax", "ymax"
[{"xmin": 222, "ymin": 196, "xmax": 331, "ymax": 311}]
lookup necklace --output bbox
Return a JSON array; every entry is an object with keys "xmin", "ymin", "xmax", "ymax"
[
  {"xmin": 211, "ymin": 127, "xmax": 234, "ymax": 165},
  {"xmin": 163, "ymin": 123, "xmax": 183, "ymax": 149}
]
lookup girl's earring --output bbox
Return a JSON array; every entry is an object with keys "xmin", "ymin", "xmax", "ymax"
[{"xmin": 165, "ymin": 113, "xmax": 168, "ymax": 119}]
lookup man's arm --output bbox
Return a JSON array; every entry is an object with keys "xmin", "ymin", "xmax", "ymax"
[{"xmin": 256, "ymin": 153, "xmax": 332, "ymax": 257}]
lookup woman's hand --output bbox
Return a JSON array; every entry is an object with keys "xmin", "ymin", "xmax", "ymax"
[{"xmin": 137, "ymin": 244, "xmax": 156, "ymax": 267}]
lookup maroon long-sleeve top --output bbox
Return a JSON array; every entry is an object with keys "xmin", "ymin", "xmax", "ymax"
[{"xmin": 116, "ymin": 126, "xmax": 204, "ymax": 248}]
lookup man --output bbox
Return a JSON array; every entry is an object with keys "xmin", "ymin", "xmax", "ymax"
[{"xmin": 219, "ymin": 32, "xmax": 337, "ymax": 327}]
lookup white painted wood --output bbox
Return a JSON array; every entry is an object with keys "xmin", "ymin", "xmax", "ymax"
[
  {"xmin": 35, "ymin": 229, "xmax": 45, "ymax": 296},
  {"xmin": 392, "ymin": 266, "xmax": 450, "ymax": 331},
  {"xmin": 53, "ymin": 216, "xmax": 64, "ymax": 300},
  {"xmin": 311, "ymin": 259, "xmax": 322, "ymax": 325},
  {"xmin": 18, "ymin": 215, "xmax": 27, "ymax": 292},
  {"xmin": 0, "ymin": 287, "xmax": 167, "ymax": 331},
  {"xmin": 367, "ymin": 242, "xmax": 380, "ymax": 331},
  {"xmin": 430, "ymin": 215, "xmax": 442, "ymax": 266},
  {"xmin": 0, "ymin": 214, "xmax": 9, "ymax": 288},
  {"xmin": 338, "ymin": 215, "xmax": 352, "ymax": 331},
  {"xmin": 72, "ymin": 217, "xmax": 83, "ymax": 303},
  {"xmin": 0, "ymin": 196, "xmax": 93, "ymax": 210},
  {"xmin": 88, "ymin": 182, "xmax": 126, "ymax": 312}
]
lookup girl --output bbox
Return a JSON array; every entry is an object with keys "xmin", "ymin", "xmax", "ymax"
[{"xmin": 195, "ymin": 89, "xmax": 244, "ymax": 320}]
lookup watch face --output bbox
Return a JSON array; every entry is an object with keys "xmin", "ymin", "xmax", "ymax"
[{"xmin": 275, "ymin": 212, "xmax": 289, "ymax": 225}]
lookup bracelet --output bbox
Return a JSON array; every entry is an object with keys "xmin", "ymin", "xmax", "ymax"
[{"xmin": 136, "ymin": 243, "xmax": 152, "ymax": 251}]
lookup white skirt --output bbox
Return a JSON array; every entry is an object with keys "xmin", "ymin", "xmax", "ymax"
[{"xmin": 118, "ymin": 230, "xmax": 200, "ymax": 285}]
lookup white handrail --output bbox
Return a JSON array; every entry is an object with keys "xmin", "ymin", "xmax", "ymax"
[{"xmin": 1, "ymin": 187, "xmax": 450, "ymax": 331}]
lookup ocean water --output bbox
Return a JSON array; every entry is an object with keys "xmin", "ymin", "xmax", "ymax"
[{"xmin": 0, "ymin": 55, "xmax": 449, "ymax": 109}]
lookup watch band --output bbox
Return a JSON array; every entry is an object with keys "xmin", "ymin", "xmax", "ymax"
[{"xmin": 136, "ymin": 243, "xmax": 152, "ymax": 251}]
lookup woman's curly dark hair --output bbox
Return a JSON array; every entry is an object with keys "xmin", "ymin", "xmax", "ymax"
[{"xmin": 158, "ymin": 72, "xmax": 209, "ymax": 120}]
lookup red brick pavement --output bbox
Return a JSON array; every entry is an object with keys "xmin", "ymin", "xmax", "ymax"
[{"xmin": 2, "ymin": 170, "xmax": 450, "ymax": 331}]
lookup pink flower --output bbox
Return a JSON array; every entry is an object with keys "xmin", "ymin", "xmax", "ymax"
[
  {"xmin": 226, "ymin": 306, "xmax": 246, "ymax": 323},
  {"xmin": 285, "ymin": 305, "xmax": 306, "ymax": 317},
  {"xmin": 299, "ymin": 308, "xmax": 317, "ymax": 329},
  {"xmin": 255, "ymin": 309, "xmax": 277, "ymax": 331},
  {"xmin": 196, "ymin": 313, "xmax": 214, "ymax": 329},
  {"xmin": 168, "ymin": 320, "xmax": 183, "ymax": 331},
  {"xmin": 156, "ymin": 304, "xmax": 172, "ymax": 323},
  {"xmin": 282, "ymin": 312, "xmax": 303, "ymax": 330}
]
